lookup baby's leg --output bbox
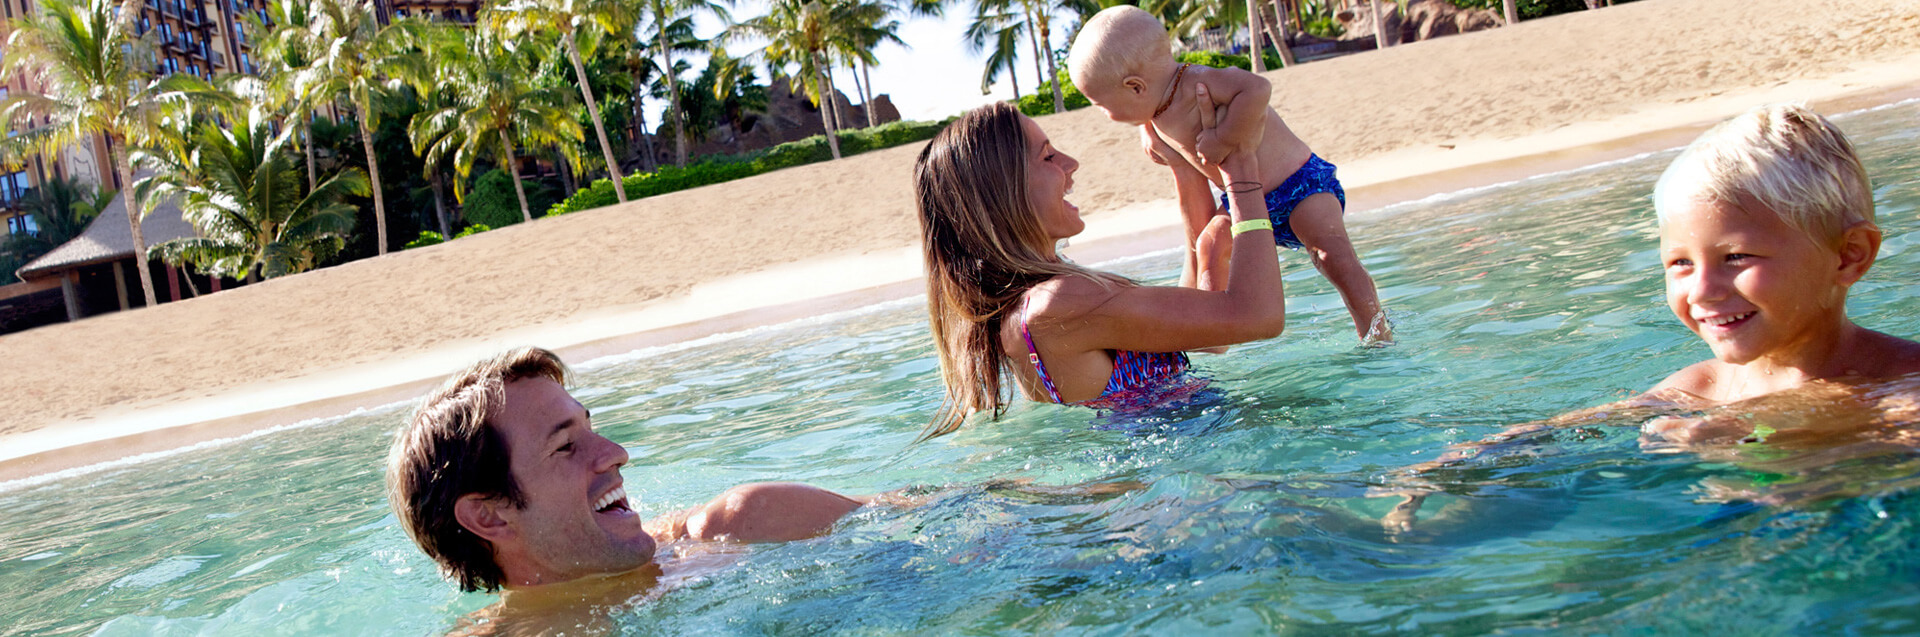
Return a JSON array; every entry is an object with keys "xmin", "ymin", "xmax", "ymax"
[{"xmin": 1288, "ymin": 193, "xmax": 1390, "ymax": 342}]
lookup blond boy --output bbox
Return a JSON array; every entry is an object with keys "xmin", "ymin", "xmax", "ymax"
[
  {"xmin": 1636, "ymin": 103, "xmax": 1920, "ymax": 442},
  {"xmin": 1067, "ymin": 5, "xmax": 1389, "ymax": 342}
]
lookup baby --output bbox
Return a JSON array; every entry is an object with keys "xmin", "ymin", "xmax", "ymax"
[{"xmin": 1067, "ymin": 5, "xmax": 1389, "ymax": 342}]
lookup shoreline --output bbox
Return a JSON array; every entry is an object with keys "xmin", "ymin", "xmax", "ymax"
[{"xmin": 5, "ymin": 77, "xmax": 1917, "ymax": 482}]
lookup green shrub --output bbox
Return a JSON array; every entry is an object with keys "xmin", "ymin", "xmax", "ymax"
[
  {"xmin": 464, "ymin": 168, "xmax": 559, "ymax": 228},
  {"xmin": 454, "ymin": 223, "xmax": 490, "ymax": 238},
  {"xmin": 547, "ymin": 118, "xmax": 953, "ymax": 217},
  {"xmin": 403, "ymin": 231, "xmax": 445, "ymax": 250},
  {"xmin": 1016, "ymin": 73, "xmax": 1091, "ymax": 117},
  {"xmin": 1445, "ymin": 0, "xmax": 1616, "ymax": 19}
]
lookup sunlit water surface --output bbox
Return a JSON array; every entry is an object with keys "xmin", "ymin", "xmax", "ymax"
[{"xmin": 4, "ymin": 100, "xmax": 1919, "ymax": 635}]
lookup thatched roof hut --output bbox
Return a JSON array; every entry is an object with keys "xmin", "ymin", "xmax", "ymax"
[{"xmin": 16, "ymin": 192, "xmax": 195, "ymax": 282}]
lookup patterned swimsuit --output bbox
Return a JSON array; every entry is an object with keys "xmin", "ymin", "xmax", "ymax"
[{"xmin": 1018, "ymin": 299, "xmax": 1193, "ymax": 410}]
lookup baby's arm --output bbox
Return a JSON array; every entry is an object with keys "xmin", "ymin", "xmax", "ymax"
[{"xmin": 1191, "ymin": 68, "xmax": 1273, "ymax": 169}]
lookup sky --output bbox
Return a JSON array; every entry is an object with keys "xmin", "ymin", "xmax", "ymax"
[{"xmin": 670, "ymin": 2, "xmax": 1071, "ymax": 124}]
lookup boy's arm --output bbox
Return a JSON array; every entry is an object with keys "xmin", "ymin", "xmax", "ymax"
[{"xmin": 1190, "ymin": 68, "xmax": 1273, "ymax": 168}]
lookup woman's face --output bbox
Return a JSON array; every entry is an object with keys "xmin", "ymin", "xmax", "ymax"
[{"xmin": 1020, "ymin": 115, "xmax": 1083, "ymax": 242}]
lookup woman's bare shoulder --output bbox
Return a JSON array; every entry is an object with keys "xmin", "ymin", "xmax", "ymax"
[{"xmin": 1024, "ymin": 274, "xmax": 1124, "ymax": 324}]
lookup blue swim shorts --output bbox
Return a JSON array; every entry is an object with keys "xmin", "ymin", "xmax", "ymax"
[{"xmin": 1218, "ymin": 154, "xmax": 1346, "ymax": 250}]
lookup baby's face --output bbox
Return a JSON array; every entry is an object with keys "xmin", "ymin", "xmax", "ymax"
[{"xmin": 1660, "ymin": 198, "xmax": 1845, "ymax": 365}]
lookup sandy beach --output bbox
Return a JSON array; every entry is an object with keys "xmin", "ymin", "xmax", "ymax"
[{"xmin": 4, "ymin": 0, "xmax": 1920, "ymax": 476}]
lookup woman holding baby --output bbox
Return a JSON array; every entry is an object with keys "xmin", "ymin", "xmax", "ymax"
[{"xmin": 912, "ymin": 98, "xmax": 1286, "ymax": 439}]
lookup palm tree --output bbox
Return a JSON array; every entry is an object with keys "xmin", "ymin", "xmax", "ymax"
[
  {"xmin": 297, "ymin": 0, "xmax": 422, "ymax": 255},
  {"xmin": 830, "ymin": 0, "xmax": 905, "ymax": 129},
  {"xmin": 0, "ymin": 175, "xmax": 111, "ymax": 282},
  {"xmin": 705, "ymin": 51, "xmax": 769, "ymax": 153},
  {"xmin": 249, "ymin": 0, "xmax": 325, "ymax": 190},
  {"xmin": 486, "ymin": 0, "xmax": 637, "ymax": 202},
  {"xmin": 634, "ymin": 0, "xmax": 728, "ymax": 167},
  {"xmin": 967, "ymin": 16, "xmax": 1024, "ymax": 99},
  {"xmin": 966, "ymin": 0, "xmax": 1063, "ymax": 112},
  {"xmin": 135, "ymin": 104, "xmax": 365, "ymax": 282},
  {"xmin": 732, "ymin": 0, "xmax": 865, "ymax": 160},
  {"xmin": 0, "ymin": 0, "xmax": 191, "ymax": 306},
  {"xmin": 409, "ymin": 26, "xmax": 584, "ymax": 223}
]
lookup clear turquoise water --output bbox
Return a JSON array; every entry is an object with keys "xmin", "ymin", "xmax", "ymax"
[{"xmin": 3, "ymin": 100, "xmax": 1918, "ymax": 635}]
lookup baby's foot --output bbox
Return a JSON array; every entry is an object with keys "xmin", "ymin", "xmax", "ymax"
[{"xmin": 1360, "ymin": 310, "xmax": 1395, "ymax": 348}]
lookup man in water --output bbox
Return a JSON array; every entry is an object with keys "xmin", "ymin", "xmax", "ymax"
[{"xmin": 386, "ymin": 346, "xmax": 873, "ymax": 631}]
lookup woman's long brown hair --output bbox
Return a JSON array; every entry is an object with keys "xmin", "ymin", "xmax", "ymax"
[{"xmin": 912, "ymin": 102, "xmax": 1123, "ymax": 440}]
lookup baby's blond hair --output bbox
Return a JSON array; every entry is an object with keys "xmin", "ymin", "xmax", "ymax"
[
  {"xmin": 1067, "ymin": 5, "xmax": 1174, "ymax": 89},
  {"xmin": 1653, "ymin": 104, "xmax": 1874, "ymax": 249}
]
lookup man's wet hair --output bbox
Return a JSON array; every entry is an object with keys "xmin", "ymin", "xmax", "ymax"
[{"xmin": 387, "ymin": 346, "xmax": 567, "ymax": 592}]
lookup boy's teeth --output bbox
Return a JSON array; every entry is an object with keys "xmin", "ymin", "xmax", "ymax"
[{"xmin": 1703, "ymin": 312, "xmax": 1753, "ymax": 326}]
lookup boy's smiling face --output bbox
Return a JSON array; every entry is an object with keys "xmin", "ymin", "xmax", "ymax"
[{"xmin": 1661, "ymin": 198, "xmax": 1846, "ymax": 366}]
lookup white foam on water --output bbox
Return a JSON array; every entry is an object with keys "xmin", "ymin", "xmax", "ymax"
[{"xmin": 0, "ymin": 401, "xmax": 409, "ymax": 493}]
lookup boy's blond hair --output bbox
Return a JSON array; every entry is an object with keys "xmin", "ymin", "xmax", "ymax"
[
  {"xmin": 1653, "ymin": 103, "xmax": 1874, "ymax": 249},
  {"xmin": 1067, "ymin": 6, "xmax": 1174, "ymax": 89}
]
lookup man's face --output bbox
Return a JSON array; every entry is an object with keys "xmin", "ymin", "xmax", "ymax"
[{"xmin": 491, "ymin": 377, "xmax": 656, "ymax": 582}]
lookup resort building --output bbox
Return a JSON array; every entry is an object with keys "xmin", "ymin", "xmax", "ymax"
[
  {"xmin": 374, "ymin": 0, "xmax": 478, "ymax": 23},
  {"xmin": 0, "ymin": 0, "xmax": 267, "ymax": 333}
]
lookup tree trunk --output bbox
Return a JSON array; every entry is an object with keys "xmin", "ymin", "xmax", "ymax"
[
  {"xmin": 1038, "ymin": 13, "xmax": 1064, "ymax": 113},
  {"xmin": 1502, "ymin": 0, "xmax": 1518, "ymax": 25},
  {"xmin": 655, "ymin": 29, "xmax": 687, "ymax": 168},
  {"xmin": 814, "ymin": 56, "xmax": 841, "ymax": 160},
  {"xmin": 860, "ymin": 61, "xmax": 877, "ymax": 128},
  {"xmin": 849, "ymin": 61, "xmax": 871, "ymax": 130},
  {"xmin": 501, "ymin": 131, "xmax": 532, "ymax": 223},
  {"xmin": 354, "ymin": 104, "xmax": 388, "ymax": 255},
  {"xmin": 1369, "ymin": 0, "xmax": 1389, "ymax": 48},
  {"xmin": 824, "ymin": 65, "xmax": 847, "ymax": 134},
  {"xmin": 303, "ymin": 109, "xmax": 318, "ymax": 191},
  {"xmin": 1022, "ymin": 5, "xmax": 1046, "ymax": 109},
  {"xmin": 112, "ymin": 136, "xmax": 159, "ymax": 306},
  {"xmin": 1267, "ymin": 0, "xmax": 1296, "ymax": 67},
  {"xmin": 567, "ymin": 38, "xmax": 628, "ymax": 201},
  {"xmin": 554, "ymin": 148, "xmax": 576, "ymax": 197},
  {"xmin": 429, "ymin": 171, "xmax": 451, "ymax": 237},
  {"xmin": 633, "ymin": 92, "xmax": 658, "ymax": 172},
  {"xmin": 1247, "ymin": 0, "xmax": 1266, "ymax": 72}
]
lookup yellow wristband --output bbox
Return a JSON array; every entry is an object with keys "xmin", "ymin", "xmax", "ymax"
[{"xmin": 1230, "ymin": 219, "xmax": 1273, "ymax": 237}]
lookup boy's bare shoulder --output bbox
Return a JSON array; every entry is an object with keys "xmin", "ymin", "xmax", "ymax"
[
  {"xmin": 1854, "ymin": 330, "xmax": 1920, "ymax": 378},
  {"xmin": 1650, "ymin": 359, "xmax": 1724, "ymax": 401}
]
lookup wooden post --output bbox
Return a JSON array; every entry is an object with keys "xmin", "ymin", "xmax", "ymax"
[
  {"xmin": 167, "ymin": 264, "xmax": 180, "ymax": 302},
  {"xmin": 211, "ymin": 276, "xmax": 222, "ymax": 293},
  {"xmin": 1369, "ymin": 0, "xmax": 1389, "ymax": 48},
  {"xmin": 60, "ymin": 270, "xmax": 81, "ymax": 321},
  {"xmin": 1502, "ymin": 0, "xmax": 1518, "ymax": 25},
  {"xmin": 112, "ymin": 260, "xmax": 129, "ymax": 311},
  {"xmin": 1247, "ymin": 0, "xmax": 1266, "ymax": 72}
]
